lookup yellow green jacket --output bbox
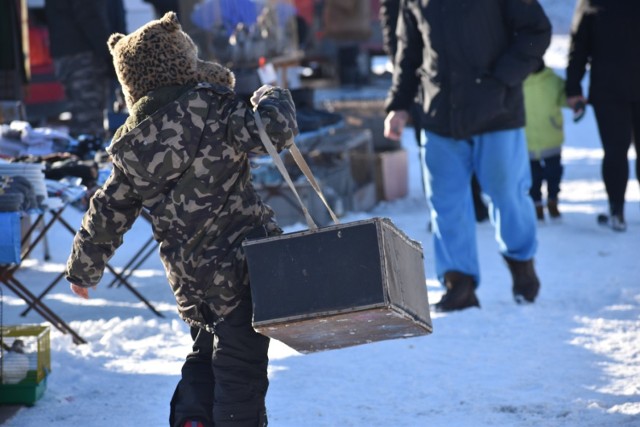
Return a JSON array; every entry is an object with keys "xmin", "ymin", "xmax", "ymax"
[{"xmin": 523, "ymin": 67, "xmax": 566, "ymax": 160}]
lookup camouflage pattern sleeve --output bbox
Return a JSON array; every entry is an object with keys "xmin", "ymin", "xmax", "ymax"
[
  {"xmin": 228, "ymin": 86, "xmax": 298, "ymax": 155},
  {"xmin": 65, "ymin": 165, "xmax": 143, "ymax": 287}
]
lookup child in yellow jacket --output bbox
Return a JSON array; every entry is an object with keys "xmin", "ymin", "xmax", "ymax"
[{"xmin": 523, "ymin": 62, "xmax": 568, "ymax": 221}]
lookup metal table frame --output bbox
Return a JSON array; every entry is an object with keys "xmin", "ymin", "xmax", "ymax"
[
  {"xmin": 0, "ymin": 206, "xmax": 86, "ymax": 344},
  {"xmin": 1, "ymin": 206, "xmax": 163, "ymax": 345},
  {"xmin": 20, "ymin": 208, "xmax": 163, "ymax": 319}
]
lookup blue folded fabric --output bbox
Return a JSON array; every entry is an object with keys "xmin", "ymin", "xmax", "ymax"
[
  {"xmin": 0, "ymin": 192, "xmax": 24, "ymax": 211},
  {"xmin": 0, "ymin": 211, "xmax": 21, "ymax": 265},
  {"xmin": 0, "ymin": 175, "xmax": 38, "ymax": 211}
]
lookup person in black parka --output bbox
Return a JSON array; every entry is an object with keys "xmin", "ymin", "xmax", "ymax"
[
  {"xmin": 384, "ymin": 0, "xmax": 551, "ymax": 312},
  {"xmin": 380, "ymin": 0, "xmax": 489, "ymax": 224},
  {"xmin": 566, "ymin": 0, "xmax": 640, "ymax": 232}
]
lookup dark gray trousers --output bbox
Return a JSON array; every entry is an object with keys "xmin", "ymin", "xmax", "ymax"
[{"xmin": 170, "ymin": 294, "xmax": 270, "ymax": 427}]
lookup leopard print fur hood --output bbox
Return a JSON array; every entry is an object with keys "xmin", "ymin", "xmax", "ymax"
[{"xmin": 107, "ymin": 11, "xmax": 235, "ymax": 111}]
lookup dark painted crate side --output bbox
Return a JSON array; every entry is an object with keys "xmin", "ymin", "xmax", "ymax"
[{"xmin": 243, "ymin": 218, "xmax": 432, "ymax": 352}]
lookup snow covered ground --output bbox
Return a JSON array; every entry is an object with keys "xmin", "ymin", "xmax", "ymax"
[{"xmin": 2, "ymin": 1, "xmax": 640, "ymax": 426}]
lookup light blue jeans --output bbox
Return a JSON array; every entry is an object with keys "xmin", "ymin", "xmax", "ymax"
[{"xmin": 424, "ymin": 128, "xmax": 538, "ymax": 287}]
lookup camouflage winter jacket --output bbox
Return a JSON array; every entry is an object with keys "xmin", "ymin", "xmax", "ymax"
[{"xmin": 66, "ymin": 82, "xmax": 298, "ymax": 331}]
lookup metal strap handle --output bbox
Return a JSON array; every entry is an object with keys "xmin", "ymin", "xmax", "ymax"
[{"xmin": 253, "ymin": 111, "xmax": 340, "ymax": 230}]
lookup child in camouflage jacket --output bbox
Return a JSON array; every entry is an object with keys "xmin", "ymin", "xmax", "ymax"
[{"xmin": 65, "ymin": 12, "xmax": 298, "ymax": 427}]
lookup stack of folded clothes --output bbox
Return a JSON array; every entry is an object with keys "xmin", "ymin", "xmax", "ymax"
[
  {"xmin": 0, "ymin": 173, "xmax": 40, "ymax": 212},
  {"xmin": 0, "ymin": 121, "xmax": 72, "ymax": 158},
  {"xmin": 0, "ymin": 161, "xmax": 48, "ymax": 209}
]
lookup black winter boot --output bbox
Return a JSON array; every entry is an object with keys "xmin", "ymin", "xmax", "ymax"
[
  {"xmin": 434, "ymin": 271, "xmax": 480, "ymax": 312},
  {"xmin": 503, "ymin": 256, "xmax": 540, "ymax": 303}
]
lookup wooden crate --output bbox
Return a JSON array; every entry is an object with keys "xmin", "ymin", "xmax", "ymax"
[{"xmin": 243, "ymin": 217, "xmax": 432, "ymax": 353}]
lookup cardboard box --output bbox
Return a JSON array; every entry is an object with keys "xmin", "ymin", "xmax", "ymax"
[
  {"xmin": 374, "ymin": 148, "xmax": 408, "ymax": 201},
  {"xmin": 243, "ymin": 217, "xmax": 432, "ymax": 353}
]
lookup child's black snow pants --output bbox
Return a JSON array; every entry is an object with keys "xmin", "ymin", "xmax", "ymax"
[{"xmin": 170, "ymin": 293, "xmax": 270, "ymax": 427}]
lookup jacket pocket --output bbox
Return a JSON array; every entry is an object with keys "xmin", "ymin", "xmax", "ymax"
[{"xmin": 451, "ymin": 76, "xmax": 508, "ymax": 139}]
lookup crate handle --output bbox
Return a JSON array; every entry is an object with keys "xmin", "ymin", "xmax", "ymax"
[{"xmin": 253, "ymin": 111, "xmax": 340, "ymax": 230}]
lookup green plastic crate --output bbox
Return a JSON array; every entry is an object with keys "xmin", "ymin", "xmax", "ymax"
[
  {"xmin": 0, "ymin": 374, "xmax": 48, "ymax": 406},
  {"xmin": 0, "ymin": 325, "xmax": 50, "ymax": 405}
]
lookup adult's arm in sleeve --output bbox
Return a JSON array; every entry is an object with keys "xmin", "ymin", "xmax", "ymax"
[
  {"xmin": 384, "ymin": 2, "xmax": 423, "ymax": 113},
  {"xmin": 491, "ymin": 0, "xmax": 552, "ymax": 87},
  {"xmin": 565, "ymin": 0, "xmax": 593, "ymax": 98},
  {"xmin": 380, "ymin": 0, "xmax": 400, "ymax": 61}
]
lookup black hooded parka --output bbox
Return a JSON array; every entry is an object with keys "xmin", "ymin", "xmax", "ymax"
[{"xmin": 385, "ymin": 0, "xmax": 551, "ymax": 140}]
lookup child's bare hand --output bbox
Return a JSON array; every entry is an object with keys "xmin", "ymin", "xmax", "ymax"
[
  {"xmin": 70, "ymin": 283, "xmax": 95, "ymax": 299},
  {"xmin": 251, "ymin": 84, "xmax": 274, "ymax": 108}
]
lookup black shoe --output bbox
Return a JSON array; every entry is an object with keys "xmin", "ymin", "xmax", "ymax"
[
  {"xmin": 503, "ymin": 256, "xmax": 540, "ymax": 303},
  {"xmin": 434, "ymin": 271, "xmax": 480, "ymax": 312}
]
